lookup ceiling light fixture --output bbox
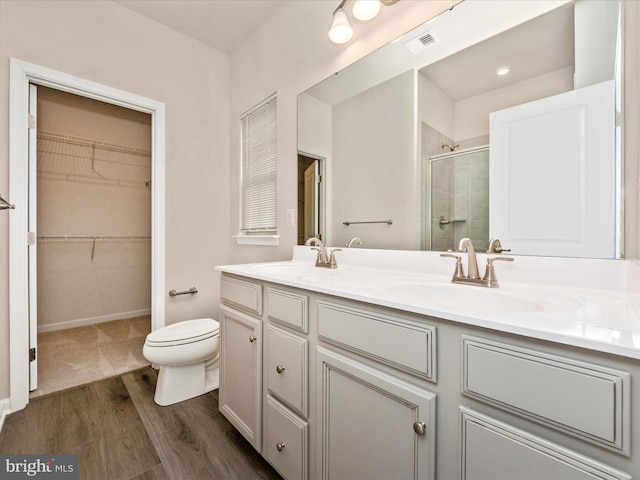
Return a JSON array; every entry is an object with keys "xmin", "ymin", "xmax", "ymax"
[
  {"xmin": 328, "ymin": 4, "xmax": 353, "ymax": 44},
  {"xmin": 352, "ymin": 0, "xmax": 381, "ymax": 21},
  {"xmin": 329, "ymin": 0, "xmax": 399, "ymax": 45},
  {"xmin": 496, "ymin": 65, "xmax": 511, "ymax": 76}
]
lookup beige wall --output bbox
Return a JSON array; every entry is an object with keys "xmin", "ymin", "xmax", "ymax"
[{"xmin": 0, "ymin": 0, "xmax": 229, "ymax": 399}]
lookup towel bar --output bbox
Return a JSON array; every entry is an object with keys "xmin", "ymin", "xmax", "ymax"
[{"xmin": 169, "ymin": 287, "xmax": 198, "ymax": 297}]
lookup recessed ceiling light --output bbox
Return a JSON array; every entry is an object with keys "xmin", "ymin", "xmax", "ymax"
[{"xmin": 496, "ymin": 66, "xmax": 511, "ymax": 76}]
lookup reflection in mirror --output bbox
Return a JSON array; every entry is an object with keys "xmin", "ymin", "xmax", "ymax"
[
  {"xmin": 297, "ymin": 153, "xmax": 324, "ymax": 244},
  {"xmin": 429, "ymin": 144, "xmax": 489, "ymax": 251},
  {"xmin": 297, "ymin": 0, "xmax": 622, "ymax": 258}
]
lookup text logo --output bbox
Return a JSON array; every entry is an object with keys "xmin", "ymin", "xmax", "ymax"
[{"xmin": 0, "ymin": 455, "xmax": 78, "ymax": 480}]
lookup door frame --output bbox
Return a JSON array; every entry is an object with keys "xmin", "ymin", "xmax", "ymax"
[
  {"xmin": 8, "ymin": 58, "xmax": 166, "ymax": 413},
  {"xmin": 297, "ymin": 151, "xmax": 326, "ymax": 244}
]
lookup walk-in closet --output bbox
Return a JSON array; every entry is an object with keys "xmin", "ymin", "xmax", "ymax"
[{"xmin": 33, "ymin": 86, "xmax": 152, "ymax": 397}]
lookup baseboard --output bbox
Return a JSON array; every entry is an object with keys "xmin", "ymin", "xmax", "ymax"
[
  {"xmin": 0, "ymin": 398, "xmax": 10, "ymax": 435},
  {"xmin": 37, "ymin": 308, "xmax": 152, "ymax": 333}
]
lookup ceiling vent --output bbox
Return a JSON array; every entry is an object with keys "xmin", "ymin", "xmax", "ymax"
[{"xmin": 403, "ymin": 30, "xmax": 438, "ymax": 54}]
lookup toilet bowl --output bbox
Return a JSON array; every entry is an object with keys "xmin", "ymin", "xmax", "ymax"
[{"xmin": 143, "ymin": 318, "xmax": 220, "ymax": 406}]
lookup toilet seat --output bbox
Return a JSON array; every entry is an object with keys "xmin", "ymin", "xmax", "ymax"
[{"xmin": 145, "ymin": 318, "xmax": 219, "ymax": 347}]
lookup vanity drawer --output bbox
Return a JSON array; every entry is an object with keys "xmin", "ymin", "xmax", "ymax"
[
  {"xmin": 266, "ymin": 325, "xmax": 308, "ymax": 416},
  {"xmin": 317, "ymin": 300, "xmax": 436, "ymax": 381},
  {"xmin": 267, "ymin": 287, "xmax": 308, "ymax": 333},
  {"xmin": 220, "ymin": 276, "xmax": 262, "ymax": 316},
  {"xmin": 265, "ymin": 395, "xmax": 308, "ymax": 480},
  {"xmin": 462, "ymin": 336, "xmax": 630, "ymax": 453}
]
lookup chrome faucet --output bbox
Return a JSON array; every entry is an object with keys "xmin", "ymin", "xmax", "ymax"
[
  {"xmin": 346, "ymin": 237, "xmax": 362, "ymax": 248},
  {"xmin": 457, "ymin": 237, "xmax": 479, "ymax": 279},
  {"xmin": 440, "ymin": 237, "xmax": 513, "ymax": 287},
  {"xmin": 305, "ymin": 237, "xmax": 341, "ymax": 268}
]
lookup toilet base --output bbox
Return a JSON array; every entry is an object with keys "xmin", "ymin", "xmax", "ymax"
[{"xmin": 154, "ymin": 355, "xmax": 219, "ymax": 406}]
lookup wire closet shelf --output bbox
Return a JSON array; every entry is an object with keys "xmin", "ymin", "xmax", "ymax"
[{"xmin": 37, "ymin": 130, "xmax": 152, "ymax": 187}]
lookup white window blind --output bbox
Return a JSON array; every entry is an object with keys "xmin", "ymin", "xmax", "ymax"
[{"xmin": 241, "ymin": 95, "xmax": 277, "ymax": 234}]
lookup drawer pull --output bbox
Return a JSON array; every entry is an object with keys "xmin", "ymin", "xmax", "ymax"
[
  {"xmin": 276, "ymin": 442, "xmax": 286, "ymax": 452},
  {"xmin": 249, "ymin": 335, "xmax": 257, "ymax": 343},
  {"xmin": 276, "ymin": 365, "xmax": 286, "ymax": 374},
  {"xmin": 413, "ymin": 421, "xmax": 427, "ymax": 436}
]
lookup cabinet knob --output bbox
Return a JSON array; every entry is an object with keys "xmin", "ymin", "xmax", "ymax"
[
  {"xmin": 413, "ymin": 421, "xmax": 427, "ymax": 436},
  {"xmin": 276, "ymin": 442, "xmax": 286, "ymax": 452},
  {"xmin": 276, "ymin": 365, "xmax": 286, "ymax": 374},
  {"xmin": 249, "ymin": 335, "xmax": 257, "ymax": 343}
]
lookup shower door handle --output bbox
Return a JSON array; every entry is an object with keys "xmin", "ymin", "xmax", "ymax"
[{"xmin": 438, "ymin": 215, "xmax": 466, "ymax": 229}]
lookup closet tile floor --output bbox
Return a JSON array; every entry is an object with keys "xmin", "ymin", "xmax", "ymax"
[
  {"xmin": 0, "ymin": 368, "xmax": 282, "ymax": 480},
  {"xmin": 32, "ymin": 316, "xmax": 151, "ymax": 398}
]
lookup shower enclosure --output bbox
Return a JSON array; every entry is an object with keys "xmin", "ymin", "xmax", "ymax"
[{"xmin": 428, "ymin": 144, "xmax": 489, "ymax": 251}]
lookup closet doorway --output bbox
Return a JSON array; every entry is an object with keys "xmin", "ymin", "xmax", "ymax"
[
  {"xmin": 9, "ymin": 58, "xmax": 167, "ymax": 413},
  {"xmin": 32, "ymin": 86, "xmax": 153, "ymax": 398}
]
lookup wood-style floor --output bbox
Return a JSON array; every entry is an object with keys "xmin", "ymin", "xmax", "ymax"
[{"xmin": 0, "ymin": 368, "xmax": 283, "ymax": 480}]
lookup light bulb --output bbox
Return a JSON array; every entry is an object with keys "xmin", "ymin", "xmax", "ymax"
[
  {"xmin": 352, "ymin": 0, "xmax": 381, "ymax": 21},
  {"xmin": 329, "ymin": 9, "xmax": 353, "ymax": 44}
]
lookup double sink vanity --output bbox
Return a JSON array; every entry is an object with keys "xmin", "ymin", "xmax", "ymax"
[{"xmin": 216, "ymin": 244, "xmax": 640, "ymax": 480}]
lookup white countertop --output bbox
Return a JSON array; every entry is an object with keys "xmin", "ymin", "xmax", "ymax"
[{"xmin": 216, "ymin": 247, "xmax": 640, "ymax": 360}]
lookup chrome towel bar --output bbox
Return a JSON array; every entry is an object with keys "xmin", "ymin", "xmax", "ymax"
[
  {"xmin": 169, "ymin": 287, "xmax": 198, "ymax": 297},
  {"xmin": 343, "ymin": 219, "xmax": 392, "ymax": 226}
]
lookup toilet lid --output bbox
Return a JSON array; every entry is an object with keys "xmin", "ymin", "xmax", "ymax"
[{"xmin": 146, "ymin": 318, "xmax": 219, "ymax": 346}]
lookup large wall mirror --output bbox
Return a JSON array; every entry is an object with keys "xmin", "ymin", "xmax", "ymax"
[{"xmin": 297, "ymin": 0, "xmax": 622, "ymax": 258}]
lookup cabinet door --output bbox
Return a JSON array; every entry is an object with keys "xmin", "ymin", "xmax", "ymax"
[
  {"xmin": 317, "ymin": 347, "xmax": 436, "ymax": 480},
  {"xmin": 460, "ymin": 408, "xmax": 631, "ymax": 480},
  {"xmin": 220, "ymin": 305, "xmax": 263, "ymax": 451}
]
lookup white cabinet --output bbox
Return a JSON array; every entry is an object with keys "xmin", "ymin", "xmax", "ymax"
[
  {"xmin": 315, "ymin": 299, "xmax": 437, "ymax": 480},
  {"xmin": 266, "ymin": 325, "xmax": 308, "ymax": 417},
  {"xmin": 460, "ymin": 408, "xmax": 631, "ymax": 480},
  {"xmin": 219, "ymin": 305, "xmax": 263, "ymax": 450},
  {"xmin": 317, "ymin": 347, "xmax": 436, "ymax": 480},
  {"xmin": 462, "ymin": 336, "xmax": 630, "ymax": 453},
  {"xmin": 459, "ymin": 335, "xmax": 632, "ymax": 480},
  {"xmin": 317, "ymin": 300, "xmax": 436, "ymax": 381},
  {"xmin": 218, "ymin": 273, "xmax": 638, "ymax": 480},
  {"xmin": 264, "ymin": 395, "xmax": 309, "ymax": 480},
  {"xmin": 264, "ymin": 288, "xmax": 310, "ymax": 479},
  {"xmin": 220, "ymin": 278, "xmax": 310, "ymax": 479}
]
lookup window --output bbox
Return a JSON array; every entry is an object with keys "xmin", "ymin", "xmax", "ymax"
[{"xmin": 238, "ymin": 95, "xmax": 277, "ymax": 244}]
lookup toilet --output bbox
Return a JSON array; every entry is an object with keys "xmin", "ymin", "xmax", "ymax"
[{"xmin": 143, "ymin": 318, "xmax": 220, "ymax": 406}]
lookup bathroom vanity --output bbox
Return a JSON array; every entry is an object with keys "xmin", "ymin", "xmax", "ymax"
[{"xmin": 217, "ymin": 247, "xmax": 640, "ymax": 480}]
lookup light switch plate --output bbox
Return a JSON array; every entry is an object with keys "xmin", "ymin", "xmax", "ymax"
[{"xmin": 286, "ymin": 208, "xmax": 295, "ymax": 227}]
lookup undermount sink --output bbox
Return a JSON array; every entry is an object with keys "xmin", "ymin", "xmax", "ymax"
[
  {"xmin": 379, "ymin": 282, "xmax": 582, "ymax": 313},
  {"xmin": 247, "ymin": 262, "xmax": 585, "ymax": 315},
  {"xmin": 249, "ymin": 262, "xmax": 375, "ymax": 288}
]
